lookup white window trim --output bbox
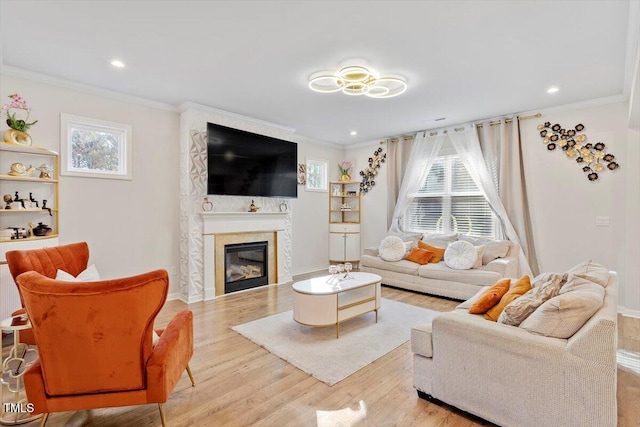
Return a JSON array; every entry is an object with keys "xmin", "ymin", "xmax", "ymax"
[
  {"xmin": 60, "ymin": 113, "xmax": 132, "ymax": 180},
  {"xmin": 305, "ymin": 157, "xmax": 328, "ymax": 192}
]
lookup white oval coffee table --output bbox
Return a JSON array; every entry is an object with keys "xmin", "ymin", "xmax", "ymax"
[{"xmin": 292, "ymin": 272, "xmax": 382, "ymax": 338}]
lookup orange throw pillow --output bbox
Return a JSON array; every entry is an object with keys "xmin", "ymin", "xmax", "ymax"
[
  {"xmin": 406, "ymin": 248, "xmax": 434, "ymax": 265},
  {"xmin": 468, "ymin": 279, "xmax": 511, "ymax": 314},
  {"xmin": 483, "ymin": 276, "xmax": 532, "ymax": 321},
  {"xmin": 418, "ymin": 241, "xmax": 445, "ymax": 263}
]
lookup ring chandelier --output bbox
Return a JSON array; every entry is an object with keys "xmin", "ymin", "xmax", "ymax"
[{"xmin": 308, "ymin": 65, "xmax": 407, "ymax": 98}]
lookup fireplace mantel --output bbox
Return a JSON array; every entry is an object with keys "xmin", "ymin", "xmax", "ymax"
[
  {"xmin": 201, "ymin": 211, "xmax": 291, "ymax": 299},
  {"xmin": 201, "ymin": 212, "xmax": 288, "ymax": 234}
]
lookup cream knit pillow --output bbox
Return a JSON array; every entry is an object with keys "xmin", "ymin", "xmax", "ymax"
[{"xmin": 378, "ymin": 236, "xmax": 406, "ymax": 262}]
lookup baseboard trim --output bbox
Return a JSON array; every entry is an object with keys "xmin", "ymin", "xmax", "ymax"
[
  {"xmin": 167, "ymin": 292, "xmax": 189, "ymax": 303},
  {"xmin": 618, "ymin": 306, "xmax": 640, "ymax": 318}
]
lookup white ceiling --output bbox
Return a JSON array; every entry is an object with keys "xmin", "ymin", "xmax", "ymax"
[{"xmin": 0, "ymin": 1, "xmax": 637, "ymax": 145}]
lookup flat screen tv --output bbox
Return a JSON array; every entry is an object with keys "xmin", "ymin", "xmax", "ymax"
[{"xmin": 206, "ymin": 122, "xmax": 298, "ymax": 198}]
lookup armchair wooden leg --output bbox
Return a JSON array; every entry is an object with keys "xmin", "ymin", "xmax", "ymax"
[
  {"xmin": 158, "ymin": 404, "xmax": 167, "ymax": 427},
  {"xmin": 186, "ymin": 364, "xmax": 195, "ymax": 387},
  {"xmin": 39, "ymin": 413, "xmax": 49, "ymax": 427}
]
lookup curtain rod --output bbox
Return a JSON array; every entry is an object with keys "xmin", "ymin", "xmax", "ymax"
[
  {"xmin": 477, "ymin": 112, "xmax": 541, "ymax": 128},
  {"xmin": 384, "ymin": 113, "xmax": 542, "ymax": 141}
]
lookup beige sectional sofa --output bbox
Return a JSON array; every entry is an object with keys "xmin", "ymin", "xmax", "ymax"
[
  {"xmin": 360, "ymin": 234, "xmax": 521, "ymax": 300},
  {"xmin": 411, "ymin": 270, "xmax": 618, "ymax": 427}
]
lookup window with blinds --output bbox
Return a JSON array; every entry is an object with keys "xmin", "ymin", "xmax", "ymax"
[{"xmin": 402, "ymin": 155, "xmax": 495, "ymax": 237}]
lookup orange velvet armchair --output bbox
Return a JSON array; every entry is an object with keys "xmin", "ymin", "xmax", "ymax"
[
  {"xmin": 16, "ymin": 269, "xmax": 194, "ymax": 427},
  {"xmin": 6, "ymin": 242, "xmax": 90, "ymax": 345}
]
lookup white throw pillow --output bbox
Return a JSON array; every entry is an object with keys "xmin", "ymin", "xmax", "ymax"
[
  {"xmin": 379, "ymin": 236, "xmax": 406, "ymax": 262},
  {"xmin": 55, "ymin": 264, "xmax": 101, "ymax": 282},
  {"xmin": 152, "ymin": 330, "xmax": 160, "ymax": 347},
  {"xmin": 444, "ymin": 240, "xmax": 478, "ymax": 270}
]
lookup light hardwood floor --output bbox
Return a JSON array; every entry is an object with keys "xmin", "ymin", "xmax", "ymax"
[{"xmin": 10, "ymin": 274, "xmax": 640, "ymax": 427}]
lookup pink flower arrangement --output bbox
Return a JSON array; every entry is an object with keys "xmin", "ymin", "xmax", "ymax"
[
  {"xmin": 338, "ymin": 160, "xmax": 353, "ymax": 176},
  {"xmin": 0, "ymin": 93, "xmax": 38, "ymax": 132}
]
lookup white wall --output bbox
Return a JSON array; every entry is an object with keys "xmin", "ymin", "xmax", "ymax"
[
  {"xmin": 344, "ymin": 142, "xmax": 389, "ymax": 251},
  {"xmin": 292, "ymin": 142, "xmax": 344, "ymax": 275},
  {"xmin": 0, "ymin": 74, "xmax": 182, "ymax": 295}
]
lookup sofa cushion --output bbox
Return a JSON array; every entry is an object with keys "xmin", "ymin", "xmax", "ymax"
[
  {"xmin": 417, "ymin": 241, "xmax": 445, "ymax": 263},
  {"xmin": 444, "ymin": 241, "xmax": 478, "ymax": 270},
  {"xmin": 421, "ymin": 232, "xmax": 458, "ymax": 248},
  {"xmin": 519, "ymin": 281, "xmax": 605, "ymax": 338},
  {"xmin": 563, "ymin": 260, "xmax": 609, "ymax": 289},
  {"xmin": 468, "ymin": 279, "xmax": 510, "ymax": 314},
  {"xmin": 458, "ymin": 235, "xmax": 511, "ymax": 264},
  {"xmin": 410, "ymin": 323, "xmax": 433, "ymax": 357},
  {"xmin": 360, "ymin": 254, "xmax": 420, "ymax": 275},
  {"xmin": 379, "ymin": 236, "xmax": 406, "ymax": 262},
  {"xmin": 417, "ymin": 262, "xmax": 501, "ymax": 285},
  {"xmin": 483, "ymin": 275, "xmax": 531, "ymax": 321},
  {"xmin": 406, "ymin": 247, "xmax": 434, "ymax": 265},
  {"xmin": 498, "ymin": 273, "xmax": 566, "ymax": 326}
]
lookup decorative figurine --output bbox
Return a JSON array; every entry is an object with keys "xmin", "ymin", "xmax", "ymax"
[
  {"xmin": 42, "ymin": 199, "xmax": 52, "ymax": 216},
  {"xmin": 8, "ymin": 163, "xmax": 35, "ymax": 177},
  {"xmin": 248, "ymin": 200, "xmax": 260, "ymax": 212},
  {"xmin": 3, "ymin": 194, "xmax": 12, "ymax": 209},
  {"xmin": 29, "ymin": 192, "xmax": 39, "ymax": 208},
  {"xmin": 37, "ymin": 164, "xmax": 53, "ymax": 179},
  {"xmin": 13, "ymin": 191, "xmax": 25, "ymax": 209}
]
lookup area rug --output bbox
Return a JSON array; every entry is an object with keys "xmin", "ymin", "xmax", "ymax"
[{"xmin": 231, "ymin": 298, "xmax": 439, "ymax": 386}]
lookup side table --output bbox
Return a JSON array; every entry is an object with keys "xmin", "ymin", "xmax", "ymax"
[{"xmin": 0, "ymin": 315, "xmax": 40, "ymax": 425}]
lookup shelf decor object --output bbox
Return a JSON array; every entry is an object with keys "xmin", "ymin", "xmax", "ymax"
[
  {"xmin": 1, "ymin": 93, "xmax": 38, "ymax": 147},
  {"xmin": 538, "ymin": 121, "xmax": 620, "ymax": 181},
  {"xmin": 359, "ymin": 147, "xmax": 386, "ymax": 194},
  {"xmin": 308, "ymin": 64, "xmax": 407, "ymax": 99},
  {"xmin": 338, "ymin": 160, "xmax": 353, "ymax": 182}
]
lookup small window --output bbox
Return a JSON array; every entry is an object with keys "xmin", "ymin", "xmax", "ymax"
[
  {"xmin": 60, "ymin": 114, "xmax": 132, "ymax": 180},
  {"xmin": 305, "ymin": 158, "xmax": 328, "ymax": 192}
]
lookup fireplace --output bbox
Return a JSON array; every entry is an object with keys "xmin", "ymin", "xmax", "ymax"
[
  {"xmin": 224, "ymin": 241, "xmax": 268, "ymax": 293},
  {"xmin": 202, "ymin": 213, "xmax": 290, "ymax": 299}
]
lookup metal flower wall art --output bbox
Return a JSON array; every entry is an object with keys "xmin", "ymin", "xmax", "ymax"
[
  {"xmin": 538, "ymin": 121, "xmax": 619, "ymax": 181},
  {"xmin": 359, "ymin": 147, "xmax": 386, "ymax": 194}
]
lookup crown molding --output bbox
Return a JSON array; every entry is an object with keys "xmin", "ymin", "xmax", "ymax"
[
  {"xmin": 518, "ymin": 94, "xmax": 628, "ymax": 118},
  {"xmin": 177, "ymin": 101, "xmax": 296, "ymax": 133},
  {"xmin": 1, "ymin": 65, "xmax": 179, "ymax": 112}
]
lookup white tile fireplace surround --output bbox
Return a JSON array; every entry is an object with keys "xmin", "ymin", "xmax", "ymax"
[{"xmin": 201, "ymin": 212, "xmax": 292, "ymax": 299}]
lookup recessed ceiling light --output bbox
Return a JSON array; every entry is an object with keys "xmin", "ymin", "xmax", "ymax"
[
  {"xmin": 547, "ymin": 86, "xmax": 559, "ymax": 94},
  {"xmin": 350, "ymin": 131, "xmax": 357, "ymax": 136},
  {"xmin": 110, "ymin": 59, "xmax": 126, "ymax": 68}
]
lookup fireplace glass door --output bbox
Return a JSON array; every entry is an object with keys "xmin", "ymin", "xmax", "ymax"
[{"xmin": 224, "ymin": 241, "xmax": 268, "ymax": 293}]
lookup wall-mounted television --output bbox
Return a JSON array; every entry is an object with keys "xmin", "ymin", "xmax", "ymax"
[{"xmin": 206, "ymin": 122, "xmax": 298, "ymax": 198}]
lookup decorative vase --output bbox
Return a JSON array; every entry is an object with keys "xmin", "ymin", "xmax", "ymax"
[
  {"xmin": 32, "ymin": 222, "xmax": 52, "ymax": 237},
  {"xmin": 3, "ymin": 129, "xmax": 32, "ymax": 146},
  {"xmin": 340, "ymin": 174, "xmax": 351, "ymax": 182}
]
